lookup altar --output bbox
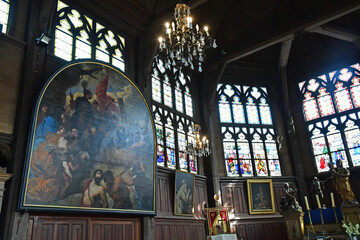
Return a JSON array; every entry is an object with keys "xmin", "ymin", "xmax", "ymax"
[{"xmin": 208, "ymin": 234, "xmax": 238, "ymax": 240}]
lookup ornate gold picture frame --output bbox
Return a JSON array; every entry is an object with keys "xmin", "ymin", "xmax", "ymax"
[{"xmin": 247, "ymin": 179, "xmax": 275, "ymax": 214}]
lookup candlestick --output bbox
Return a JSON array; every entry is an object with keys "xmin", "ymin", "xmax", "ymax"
[
  {"xmin": 304, "ymin": 196, "xmax": 310, "ymax": 210},
  {"xmin": 330, "ymin": 192, "xmax": 335, "ymax": 207},
  {"xmin": 315, "ymin": 195, "xmax": 321, "ymax": 209}
]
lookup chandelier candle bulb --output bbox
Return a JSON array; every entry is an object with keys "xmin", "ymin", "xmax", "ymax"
[
  {"xmin": 330, "ymin": 192, "xmax": 335, "ymax": 207},
  {"xmin": 315, "ymin": 195, "xmax": 321, "ymax": 209},
  {"xmin": 304, "ymin": 196, "xmax": 310, "ymax": 210}
]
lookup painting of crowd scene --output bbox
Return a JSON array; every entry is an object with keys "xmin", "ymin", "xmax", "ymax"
[{"xmin": 20, "ymin": 61, "xmax": 156, "ymax": 214}]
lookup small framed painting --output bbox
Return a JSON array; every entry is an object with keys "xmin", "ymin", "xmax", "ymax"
[
  {"xmin": 174, "ymin": 170, "xmax": 195, "ymax": 216},
  {"xmin": 247, "ymin": 179, "xmax": 275, "ymax": 214}
]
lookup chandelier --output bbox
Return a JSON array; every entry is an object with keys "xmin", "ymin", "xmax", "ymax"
[
  {"xmin": 185, "ymin": 124, "xmax": 211, "ymax": 157},
  {"xmin": 156, "ymin": 1, "xmax": 217, "ymax": 72}
]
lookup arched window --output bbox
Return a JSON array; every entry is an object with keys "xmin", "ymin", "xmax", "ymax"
[
  {"xmin": 53, "ymin": 1, "xmax": 126, "ymax": 71},
  {"xmin": 0, "ymin": 0, "xmax": 10, "ymax": 33},
  {"xmin": 217, "ymin": 84, "xmax": 281, "ymax": 177},
  {"xmin": 298, "ymin": 63, "xmax": 360, "ymax": 172},
  {"xmin": 151, "ymin": 59, "xmax": 198, "ymax": 173}
]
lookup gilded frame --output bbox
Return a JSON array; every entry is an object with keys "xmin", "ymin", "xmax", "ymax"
[
  {"xmin": 247, "ymin": 179, "xmax": 275, "ymax": 214},
  {"xmin": 174, "ymin": 170, "xmax": 195, "ymax": 216}
]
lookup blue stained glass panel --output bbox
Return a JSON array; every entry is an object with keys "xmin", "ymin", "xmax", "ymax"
[
  {"xmin": 152, "ymin": 77, "xmax": 162, "ymax": 103},
  {"xmin": 226, "ymin": 159, "xmax": 239, "ymax": 176},
  {"xmin": 166, "ymin": 148, "xmax": 176, "ymax": 169},
  {"xmin": 246, "ymin": 99, "xmax": 260, "ymax": 124},
  {"xmin": 265, "ymin": 143, "xmax": 278, "ymax": 159},
  {"xmin": 331, "ymin": 151, "xmax": 349, "ymax": 168},
  {"xmin": 165, "ymin": 127, "xmax": 175, "ymax": 148},
  {"xmin": 240, "ymin": 160, "xmax": 253, "ymax": 176},
  {"xmin": 157, "ymin": 145, "xmax": 165, "ymax": 166},
  {"xmin": 163, "ymin": 82, "xmax": 173, "ymax": 108}
]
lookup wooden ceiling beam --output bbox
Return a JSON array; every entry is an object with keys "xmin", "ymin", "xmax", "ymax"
[
  {"xmin": 279, "ymin": 39, "xmax": 293, "ymax": 69},
  {"xmin": 208, "ymin": 1, "xmax": 360, "ymax": 70}
]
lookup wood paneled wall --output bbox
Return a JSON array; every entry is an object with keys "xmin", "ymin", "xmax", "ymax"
[
  {"xmin": 220, "ymin": 178, "xmax": 295, "ymax": 240},
  {"xmin": 154, "ymin": 168, "xmax": 208, "ymax": 239},
  {"xmin": 27, "ymin": 215, "xmax": 141, "ymax": 240}
]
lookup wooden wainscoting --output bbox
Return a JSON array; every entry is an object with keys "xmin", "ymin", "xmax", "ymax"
[
  {"xmin": 27, "ymin": 215, "xmax": 141, "ymax": 240},
  {"xmin": 155, "ymin": 168, "xmax": 208, "ymax": 240},
  {"xmin": 220, "ymin": 177, "xmax": 295, "ymax": 240},
  {"xmin": 154, "ymin": 218, "xmax": 207, "ymax": 240},
  {"xmin": 232, "ymin": 217, "xmax": 287, "ymax": 240}
]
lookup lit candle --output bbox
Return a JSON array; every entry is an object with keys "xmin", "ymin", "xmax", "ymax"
[
  {"xmin": 315, "ymin": 195, "xmax": 321, "ymax": 209},
  {"xmin": 204, "ymin": 26, "xmax": 209, "ymax": 36},
  {"xmin": 187, "ymin": 17, "xmax": 192, "ymax": 29},
  {"xmin": 330, "ymin": 192, "xmax": 335, "ymax": 207},
  {"xmin": 304, "ymin": 196, "xmax": 310, "ymax": 210},
  {"xmin": 172, "ymin": 22, "xmax": 175, "ymax": 31}
]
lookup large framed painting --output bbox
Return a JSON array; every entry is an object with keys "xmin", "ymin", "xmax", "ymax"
[
  {"xmin": 247, "ymin": 179, "xmax": 275, "ymax": 214},
  {"xmin": 19, "ymin": 61, "xmax": 156, "ymax": 215},
  {"xmin": 174, "ymin": 170, "xmax": 195, "ymax": 216}
]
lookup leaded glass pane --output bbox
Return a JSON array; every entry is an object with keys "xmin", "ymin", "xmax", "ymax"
[
  {"xmin": 166, "ymin": 148, "xmax": 176, "ymax": 169},
  {"xmin": 179, "ymin": 152, "xmax": 188, "ymax": 171},
  {"xmin": 237, "ymin": 141, "xmax": 251, "ymax": 159},
  {"xmin": 175, "ymin": 88, "xmax": 184, "ymax": 113},
  {"xmin": 223, "ymin": 141, "xmax": 237, "ymax": 160},
  {"xmin": 96, "ymin": 49, "xmax": 110, "ymax": 63},
  {"xmin": 232, "ymin": 96, "xmax": 245, "ymax": 123},
  {"xmin": 327, "ymin": 132, "xmax": 344, "ymax": 152},
  {"xmin": 240, "ymin": 160, "xmax": 253, "ymax": 176},
  {"xmin": 157, "ymin": 145, "xmax": 165, "ymax": 166},
  {"xmin": 303, "ymin": 97, "xmax": 320, "ymax": 121},
  {"xmin": 252, "ymin": 140, "xmax": 265, "ymax": 159},
  {"xmin": 152, "ymin": 77, "xmax": 162, "ymax": 103},
  {"xmin": 316, "ymin": 154, "xmax": 330, "ymax": 172},
  {"xmin": 269, "ymin": 160, "xmax": 281, "ymax": 176},
  {"xmin": 178, "ymin": 132, "xmax": 187, "ymax": 152},
  {"xmin": 54, "ymin": 30, "xmax": 73, "ymax": 61},
  {"xmin": 255, "ymin": 159, "xmax": 268, "ymax": 176},
  {"xmin": 318, "ymin": 94, "xmax": 335, "ymax": 117},
  {"xmin": 265, "ymin": 142, "xmax": 278, "ymax": 159},
  {"xmin": 226, "ymin": 159, "xmax": 239, "ymax": 176},
  {"xmin": 0, "ymin": 0, "xmax": 10, "ymax": 33},
  {"xmin": 311, "ymin": 136, "xmax": 328, "ymax": 155},
  {"xmin": 246, "ymin": 98, "xmax": 260, "ymax": 124},
  {"xmin": 331, "ymin": 151, "xmax": 349, "ymax": 168},
  {"xmin": 165, "ymin": 127, "xmax": 175, "ymax": 148},
  {"xmin": 155, "ymin": 124, "xmax": 164, "ymax": 145},
  {"xmin": 334, "ymin": 89, "xmax": 353, "ymax": 112},
  {"xmin": 189, "ymin": 155, "xmax": 197, "ymax": 173},
  {"xmin": 349, "ymin": 148, "xmax": 360, "ymax": 166},
  {"xmin": 75, "ymin": 39, "xmax": 91, "ymax": 59},
  {"xmin": 351, "ymin": 84, "xmax": 360, "ymax": 108},
  {"xmin": 185, "ymin": 92, "xmax": 193, "ymax": 117},
  {"xmin": 219, "ymin": 95, "xmax": 232, "ymax": 123},
  {"xmin": 259, "ymin": 98, "xmax": 272, "ymax": 125},
  {"xmin": 163, "ymin": 81, "xmax": 173, "ymax": 108}
]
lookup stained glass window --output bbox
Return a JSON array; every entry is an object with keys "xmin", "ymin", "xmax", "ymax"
[
  {"xmin": 299, "ymin": 62, "xmax": 360, "ymax": 172},
  {"xmin": 54, "ymin": 1, "xmax": 126, "ymax": 71},
  {"xmin": 0, "ymin": 0, "xmax": 10, "ymax": 34},
  {"xmin": 217, "ymin": 84, "xmax": 281, "ymax": 177},
  {"xmin": 151, "ymin": 59, "xmax": 197, "ymax": 173}
]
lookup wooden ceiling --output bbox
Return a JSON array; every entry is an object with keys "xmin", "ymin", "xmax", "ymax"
[{"xmin": 80, "ymin": 0, "xmax": 360, "ymax": 76}]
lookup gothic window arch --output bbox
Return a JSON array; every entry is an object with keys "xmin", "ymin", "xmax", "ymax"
[
  {"xmin": 152, "ymin": 59, "xmax": 198, "ymax": 173},
  {"xmin": 0, "ymin": 0, "xmax": 10, "ymax": 33},
  {"xmin": 217, "ymin": 84, "xmax": 281, "ymax": 177},
  {"xmin": 53, "ymin": 0, "xmax": 126, "ymax": 71},
  {"xmin": 298, "ymin": 63, "xmax": 360, "ymax": 172}
]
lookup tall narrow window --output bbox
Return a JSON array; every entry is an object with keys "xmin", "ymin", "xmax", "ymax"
[
  {"xmin": 54, "ymin": 1, "xmax": 126, "ymax": 71},
  {"xmin": 217, "ymin": 84, "xmax": 281, "ymax": 177},
  {"xmin": 151, "ymin": 59, "xmax": 198, "ymax": 173},
  {"xmin": 298, "ymin": 63, "xmax": 360, "ymax": 172},
  {"xmin": 0, "ymin": 0, "xmax": 10, "ymax": 33}
]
